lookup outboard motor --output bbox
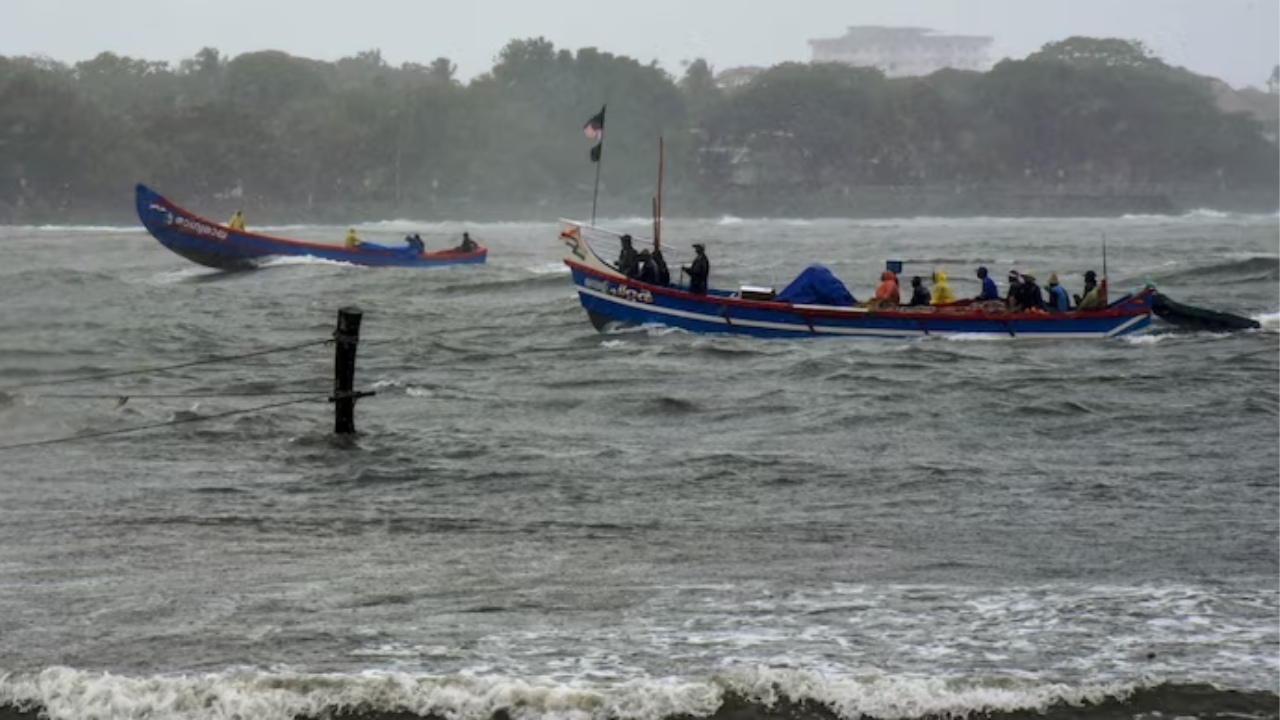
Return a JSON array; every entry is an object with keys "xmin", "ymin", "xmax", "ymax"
[{"xmin": 1151, "ymin": 292, "xmax": 1260, "ymax": 332}]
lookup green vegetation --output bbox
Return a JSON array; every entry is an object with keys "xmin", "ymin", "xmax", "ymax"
[{"xmin": 0, "ymin": 37, "xmax": 1275, "ymax": 223}]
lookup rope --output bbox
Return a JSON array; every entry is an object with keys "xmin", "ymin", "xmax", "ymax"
[
  {"xmin": 0, "ymin": 397, "xmax": 324, "ymax": 452},
  {"xmin": 0, "ymin": 338, "xmax": 332, "ymax": 392}
]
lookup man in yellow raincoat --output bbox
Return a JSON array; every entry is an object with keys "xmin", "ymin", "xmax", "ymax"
[
  {"xmin": 930, "ymin": 269, "xmax": 955, "ymax": 305},
  {"xmin": 227, "ymin": 210, "xmax": 245, "ymax": 231},
  {"xmin": 344, "ymin": 228, "xmax": 360, "ymax": 249}
]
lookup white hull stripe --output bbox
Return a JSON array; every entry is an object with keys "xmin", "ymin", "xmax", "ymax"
[{"xmin": 576, "ymin": 286, "xmax": 1142, "ymax": 339}]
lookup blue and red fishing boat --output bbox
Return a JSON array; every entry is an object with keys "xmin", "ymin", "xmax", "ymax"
[
  {"xmin": 135, "ymin": 184, "xmax": 487, "ymax": 270},
  {"xmin": 559, "ymin": 220, "xmax": 1155, "ymax": 340}
]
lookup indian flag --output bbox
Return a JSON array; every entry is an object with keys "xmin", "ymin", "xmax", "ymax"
[
  {"xmin": 583, "ymin": 105, "xmax": 605, "ymax": 162},
  {"xmin": 583, "ymin": 105, "xmax": 605, "ymax": 140}
]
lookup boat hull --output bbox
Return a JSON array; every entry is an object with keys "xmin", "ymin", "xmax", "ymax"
[
  {"xmin": 560, "ymin": 221, "xmax": 1153, "ymax": 340},
  {"xmin": 135, "ymin": 184, "xmax": 487, "ymax": 270}
]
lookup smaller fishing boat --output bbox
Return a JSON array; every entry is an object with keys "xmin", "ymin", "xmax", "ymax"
[{"xmin": 135, "ymin": 184, "xmax": 487, "ymax": 270}]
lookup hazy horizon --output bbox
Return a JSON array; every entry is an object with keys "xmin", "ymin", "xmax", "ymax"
[{"xmin": 6, "ymin": 0, "xmax": 1278, "ymax": 88}]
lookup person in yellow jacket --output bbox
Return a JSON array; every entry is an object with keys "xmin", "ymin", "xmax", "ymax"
[
  {"xmin": 227, "ymin": 210, "xmax": 245, "ymax": 231},
  {"xmin": 344, "ymin": 227, "xmax": 360, "ymax": 250},
  {"xmin": 930, "ymin": 268, "xmax": 955, "ymax": 305}
]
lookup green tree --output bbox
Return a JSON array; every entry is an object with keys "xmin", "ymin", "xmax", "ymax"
[{"xmin": 1028, "ymin": 37, "xmax": 1163, "ymax": 70}]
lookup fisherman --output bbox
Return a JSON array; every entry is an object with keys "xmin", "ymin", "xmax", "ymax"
[
  {"xmin": 405, "ymin": 233, "xmax": 425, "ymax": 253},
  {"xmin": 344, "ymin": 227, "xmax": 360, "ymax": 249},
  {"xmin": 652, "ymin": 248, "xmax": 671, "ymax": 286},
  {"xmin": 1014, "ymin": 271, "xmax": 1046, "ymax": 311},
  {"xmin": 1074, "ymin": 270, "xmax": 1099, "ymax": 308},
  {"xmin": 616, "ymin": 234, "xmax": 640, "ymax": 278},
  {"xmin": 637, "ymin": 249, "xmax": 657, "ymax": 284},
  {"xmin": 874, "ymin": 270, "xmax": 900, "ymax": 305},
  {"xmin": 1005, "ymin": 270, "xmax": 1023, "ymax": 308},
  {"xmin": 1076, "ymin": 271, "xmax": 1104, "ymax": 310},
  {"xmin": 1046, "ymin": 273, "xmax": 1071, "ymax": 312},
  {"xmin": 683, "ymin": 243, "xmax": 710, "ymax": 294},
  {"xmin": 228, "ymin": 210, "xmax": 246, "ymax": 231},
  {"xmin": 974, "ymin": 266, "xmax": 999, "ymax": 302},
  {"xmin": 930, "ymin": 269, "xmax": 955, "ymax": 305},
  {"xmin": 457, "ymin": 231, "xmax": 478, "ymax": 253},
  {"xmin": 908, "ymin": 276, "xmax": 931, "ymax": 306}
]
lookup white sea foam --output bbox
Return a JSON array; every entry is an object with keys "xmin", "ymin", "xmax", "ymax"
[
  {"xmin": 940, "ymin": 333, "xmax": 1011, "ymax": 342},
  {"xmin": 1254, "ymin": 311, "xmax": 1280, "ymax": 332},
  {"xmin": 0, "ymin": 665, "xmax": 1154, "ymax": 720},
  {"xmin": 253, "ymin": 255, "xmax": 361, "ymax": 269},
  {"xmin": 527, "ymin": 263, "xmax": 571, "ymax": 275},
  {"xmin": 146, "ymin": 267, "xmax": 222, "ymax": 284}
]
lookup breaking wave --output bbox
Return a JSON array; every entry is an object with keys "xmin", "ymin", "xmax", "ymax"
[
  {"xmin": 1149, "ymin": 256, "xmax": 1279, "ymax": 284},
  {"xmin": 2, "ymin": 667, "xmax": 1275, "ymax": 720}
]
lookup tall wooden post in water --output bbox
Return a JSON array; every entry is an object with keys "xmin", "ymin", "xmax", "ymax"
[{"xmin": 332, "ymin": 306, "xmax": 363, "ymax": 435}]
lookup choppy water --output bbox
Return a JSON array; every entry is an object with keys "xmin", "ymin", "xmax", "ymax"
[{"xmin": 0, "ymin": 211, "xmax": 1277, "ymax": 720}]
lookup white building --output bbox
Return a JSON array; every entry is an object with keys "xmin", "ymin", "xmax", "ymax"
[{"xmin": 809, "ymin": 26, "xmax": 993, "ymax": 77}]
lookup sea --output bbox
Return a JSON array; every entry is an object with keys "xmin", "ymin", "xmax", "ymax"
[{"xmin": 0, "ymin": 210, "xmax": 1277, "ymax": 720}]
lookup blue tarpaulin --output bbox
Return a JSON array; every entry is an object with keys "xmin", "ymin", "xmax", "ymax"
[{"xmin": 775, "ymin": 264, "xmax": 857, "ymax": 306}]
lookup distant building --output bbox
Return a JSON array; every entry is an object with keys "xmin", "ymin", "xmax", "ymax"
[{"xmin": 808, "ymin": 26, "xmax": 993, "ymax": 77}]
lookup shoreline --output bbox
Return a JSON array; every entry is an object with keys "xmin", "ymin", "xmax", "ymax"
[{"xmin": 2, "ymin": 188, "xmax": 1276, "ymax": 228}]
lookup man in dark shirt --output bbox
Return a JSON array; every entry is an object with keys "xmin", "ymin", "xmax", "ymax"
[{"xmin": 683, "ymin": 243, "xmax": 710, "ymax": 294}]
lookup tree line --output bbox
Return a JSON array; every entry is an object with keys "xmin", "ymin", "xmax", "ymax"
[{"xmin": 0, "ymin": 37, "xmax": 1276, "ymax": 223}]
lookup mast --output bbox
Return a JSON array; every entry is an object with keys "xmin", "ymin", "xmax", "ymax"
[
  {"xmin": 1102, "ymin": 233, "xmax": 1109, "ymax": 303},
  {"xmin": 654, "ymin": 136, "xmax": 665, "ymax": 251}
]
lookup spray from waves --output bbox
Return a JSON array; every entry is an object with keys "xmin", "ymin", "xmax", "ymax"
[
  {"xmin": 526, "ymin": 263, "xmax": 571, "ymax": 276},
  {"xmin": 8, "ymin": 666, "xmax": 1269, "ymax": 720},
  {"xmin": 146, "ymin": 267, "xmax": 225, "ymax": 285},
  {"xmin": 1118, "ymin": 208, "xmax": 1265, "ymax": 221},
  {"xmin": 253, "ymin": 256, "xmax": 363, "ymax": 269},
  {"xmin": 1254, "ymin": 312, "xmax": 1280, "ymax": 332},
  {"xmin": 1147, "ymin": 256, "xmax": 1279, "ymax": 284}
]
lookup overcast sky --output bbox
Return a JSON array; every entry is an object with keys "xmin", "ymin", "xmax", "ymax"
[{"xmin": 5, "ymin": 0, "xmax": 1277, "ymax": 88}]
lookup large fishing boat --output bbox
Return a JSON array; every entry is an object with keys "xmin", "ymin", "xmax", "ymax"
[{"xmin": 559, "ymin": 220, "xmax": 1155, "ymax": 340}]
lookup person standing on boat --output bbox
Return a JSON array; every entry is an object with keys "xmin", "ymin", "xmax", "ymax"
[
  {"xmin": 616, "ymin": 235, "xmax": 640, "ymax": 278},
  {"xmin": 228, "ymin": 210, "xmax": 246, "ymax": 231},
  {"xmin": 456, "ymin": 232, "xmax": 478, "ymax": 253},
  {"xmin": 1046, "ymin": 274, "xmax": 1071, "ymax": 312},
  {"xmin": 929, "ymin": 269, "xmax": 955, "ymax": 305},
  {"xmin": 974, "ymin": 267, "xmax": 999, "ymax": 302},
  {"xmin": 652, "ymin": 248, "xmax": 671, "ymax": 286},
  {"xmin": 908, "ymin": 276, "xmax": 931, "ymax": 306},
  {"xmin": 637, "ymin": 249, "xmax": 658, "ymax": 284},
  {"xmin": 874, "ymin": 270, "xmax": 900, "ymax": 305},
  {"xmin": 406, "ymin": 233, "xmax": 425, "ymax": 253},
  {"xmin": 684, "ymin": 243, "xmax": 710, "ymax": 294},
  {"xmin": 344, "ymin": 228, "xmax": 360, "ymax": 249}
]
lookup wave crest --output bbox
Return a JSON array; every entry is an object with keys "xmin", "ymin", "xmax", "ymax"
[{"xmin": 4, "ymin": 666, "xmax": 1275, "ymax": 720}]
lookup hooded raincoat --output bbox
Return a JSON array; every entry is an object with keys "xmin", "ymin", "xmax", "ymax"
[
  {"xmin": 874, "ymin": 270, "xmax": 900, "ymax": 304},
  {"xmin": 930, "ymin": 269, "xmax": 955, "ymax": 305}
]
